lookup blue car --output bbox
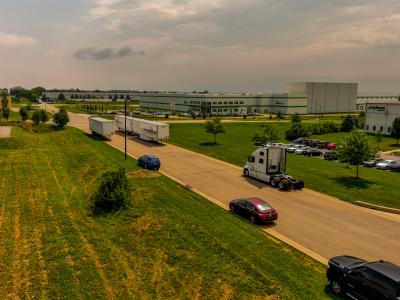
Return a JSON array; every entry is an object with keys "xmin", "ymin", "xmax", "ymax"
[{"xmin": 138, "ymin": 155, "xmax": 161, "ymax": 170}]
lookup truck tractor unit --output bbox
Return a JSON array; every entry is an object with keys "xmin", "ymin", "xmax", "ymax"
[{"xmin": 243, "ymin": 146, "xmax": 304, "ymax": 191}]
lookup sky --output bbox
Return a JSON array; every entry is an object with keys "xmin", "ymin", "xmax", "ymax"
[{"xmin": 0, "ymin": 0, "xmax": 400, "ymax": 93}]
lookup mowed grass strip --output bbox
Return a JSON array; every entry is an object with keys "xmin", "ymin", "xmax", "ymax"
[
  {"xmin": 0, "ymin": 127, "xmax": 337, "ymax": 299},
  {"xmin": 168, "ymin": 123, "xmax": 400, "ymax": 208}
]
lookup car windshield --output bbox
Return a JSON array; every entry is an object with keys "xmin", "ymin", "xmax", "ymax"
[
  {"xmin": 148, "ymin": 158, "xmax": 159, "ymax": 163},
  {"xmin": 256, "ymin": 203, "xmax": 272, "ymax": 211}
]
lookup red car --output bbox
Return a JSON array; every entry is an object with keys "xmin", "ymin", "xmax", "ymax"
[
  {"xmin": 326, "ymin": 143, "xmax": 337, "ymax": 150},
  {"xmin": 229, "ymin": 198, "xmax": 278, "ymax": 224}
]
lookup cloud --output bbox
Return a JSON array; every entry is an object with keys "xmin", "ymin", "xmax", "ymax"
[
  {"xmin": 0, "ymin": 32, "xmax": 38, "ymax": 47},
  {"xmin": 74, "ymin": 46, "xmax": 144, "ymax": 60}
]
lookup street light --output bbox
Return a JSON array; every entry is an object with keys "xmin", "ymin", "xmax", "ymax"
[{"xmin": 124, "ymin": 97, "xmax": 127, "ymax": 160}]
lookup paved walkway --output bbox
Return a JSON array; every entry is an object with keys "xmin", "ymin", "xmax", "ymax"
[
  {"xmin": 42, "ymin": 104, "xmax": 400, "ymax": 265},
  {"xmin": 0, "ymin": 126, "xmax": 11, "ymax": 138}
]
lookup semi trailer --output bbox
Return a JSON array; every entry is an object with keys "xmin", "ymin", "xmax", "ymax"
[
  {"xmin": 243, "ymin": 146, "xmax": 304, "ymax": 191},
  {"xmin": 115, "ymin": 115, "xmax": 169, "ymax": 142},
  {"xmin": 89, "ymin": 117, "xmax": 115, "ymax": 139}
]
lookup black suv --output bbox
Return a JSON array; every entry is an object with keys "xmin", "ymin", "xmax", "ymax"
[{"xmin": 327, "ymin": 255, "xmax": 400, "ymax": 299}]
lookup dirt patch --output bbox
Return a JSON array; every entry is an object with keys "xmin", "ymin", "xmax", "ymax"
[
  {"xmin": 127, "ymin": 170, "xmax": 161, "ymax": 179},
  {"xmin": 0, "ymin": 127, "xmax": 11, "ymax": 139}
]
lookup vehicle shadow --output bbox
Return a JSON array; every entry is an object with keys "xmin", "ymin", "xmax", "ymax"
[
  {"xmin": 331, "ymin": 176, "xmax": 375, "ymax": 189},
  {"xmin": 114, "ymin": 132, "xmax": 167, "ymax": 147},
  {"xmin": 242, "ymin": 175, "xmax": 271, "ymax": 190},
  {"xmin": 84, "ymin": 132, "xmax": 110, "ymax": 141},
  {"xmin": 199, "ymin": 142, "xmax": 220, "ymax": 146}
]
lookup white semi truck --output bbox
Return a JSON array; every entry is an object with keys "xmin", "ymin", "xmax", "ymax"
[
  {"xmin": 243, "ymin": 146, "xmax": 304, "ymax": 191},
  {"xmin": 115, "ymin": 115, "xmax": 169, "ymax": 142},
  {"xmin": 89, "ymin": 117, "xmax": 115, "ymax": 139}
]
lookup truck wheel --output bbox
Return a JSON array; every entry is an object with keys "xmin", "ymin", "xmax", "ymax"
[
  {"xmin": 230, "ymin": 205, "xmax": 235, "ymax": 213},
  {"xmin": 330, "ymin": 280, "xmax": 343, "ymax": 295},
  {"xmin": 243, "ymin": 169, "xmax": 250, "ymax": 177},
  {"xmin": 270, "ymin": 177, "xmax": 277, "ymax": 187},
  {"xmin": 250, "ymin": 216, "xmax": 255, "ymax": 223}
]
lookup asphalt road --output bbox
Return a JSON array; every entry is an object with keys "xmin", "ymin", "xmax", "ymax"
[{"xmin": 44, "ymin": 105, "xmax": 400, "ymax": 265}]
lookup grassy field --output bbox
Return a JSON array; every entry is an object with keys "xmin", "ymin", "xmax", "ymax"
[
  {"xmin": 168, "ymin": 123, "xmax": 400, "ymax": 208},
  {"xmin": 0, "ymin": 126, "xmax": 337, "ymax": 299}
]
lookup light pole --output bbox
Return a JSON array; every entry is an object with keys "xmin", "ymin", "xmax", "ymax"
[{"xmin": 124, "ymin": 97, "xmax": 127, "ymax": 160}]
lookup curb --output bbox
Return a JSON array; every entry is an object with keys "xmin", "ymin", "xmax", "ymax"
[{"xmin": 354, "ymin": 201, "xmax": 400, "ymax": 215}]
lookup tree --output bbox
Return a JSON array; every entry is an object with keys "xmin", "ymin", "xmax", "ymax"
[
  {"xmin": 91, "ymin": 168, "xmax": 130, "ymax": 214},
  {"xmin": 31, "ymin": 109, "xmax": 48, "ymax": 125},
  {"xmin": 391, "ymin": 117, "xmax": 400, "ymax": 145},
  {"xmin": 1, "ymin": 92, "xmax": 8, "ymax": 110},
  {"xmin": 276, "ymin": 111, "xmax": 284, "ymax": 120},
  {"xmin": 291, "ymin": 113, "xmax": 301, "ymax": 124},
  {"xmin": 285, "ymin": 124, "xmax": 310, "ymax": 141},
  {"xmin": 341, "ymin": 115, "xmax": 356, "ymax": 132},
  {"xmin": 203, "ymin": 118, "xmax": 225, "ymax": 144},
  {"xmin": 2, "ymin": 107, "xmax": 10, "ymax": 120},
  {"xmin": 375, "ymin": 130, "xmax": 383, "ymax": 150},
  {"xmin": 53, "ymin": 107, "xmax": 70, "ymax": 128},
  {"xmin": 19, "ymin": 107, "xmax": 29, "ymax": 121},
  {"xmin": 252, "ymin": 123, "xmax": 280, "ymax": 145},
  {"xmin": 336, "ymin": 130, "xmax": 377, "ymax": 178},
  {"xmin": 58, "ymin": 93, "xmax": 66, "ymax": 101}
]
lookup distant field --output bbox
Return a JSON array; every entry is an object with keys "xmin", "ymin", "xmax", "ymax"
[
  {"xmin": 0, "ymin": 127, "xmax": 337, "ymax": 299},
  {"xmin": 168, "ymin": 123, "xmax": 400, "ymax": 208}
]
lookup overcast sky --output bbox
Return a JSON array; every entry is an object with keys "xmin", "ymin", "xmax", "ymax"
[{"xmin": 0, "ymin": 0, "xmax": 400, "ymax": 93}]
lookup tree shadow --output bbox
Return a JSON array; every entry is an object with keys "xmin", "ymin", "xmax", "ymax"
[
  {"xmin": 199, "ymin": 142, "xmax": 219, "ymax": 146},
  {"xmin": 332, "ymin": 176, "xmax": 375, "ymax": 189}
]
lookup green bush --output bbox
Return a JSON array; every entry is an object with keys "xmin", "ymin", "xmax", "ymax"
[
  {"xmin": 2, "ymin": 107, "xmax": 10, "ymax": 120},
  {"xmin": 91, "ymin": 168, "xmax": 130, "ymax": 214},
  {"xmin": 308, "ymin": 121, "xmax": 339, "ymax": 135},
  {"xmin": 285, "ymin": 124, "xmax": 310, "ymax": 141},
  {"xmin": 19, "ymin": 107, "xmax": 29, "ymax": 121},
  {"xmin": 31, "ymin": 109, "xmax": 48, "ymax": 125},
  {"xmin": 53, "ymin": 107, "xmax": 70, "ymax": 128}
]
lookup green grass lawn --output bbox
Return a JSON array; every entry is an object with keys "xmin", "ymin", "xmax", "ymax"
[
  {"xmin": 0, "ymin": 126, "xmax": 337, "ymax": 299},
  {"xmin": 168, "ymin": 123, "xmax": 400, "ymax": 208}
]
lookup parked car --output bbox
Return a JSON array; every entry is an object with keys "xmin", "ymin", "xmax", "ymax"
[
  {"xmin": 303, "ymin": 148, "xmax": 322, "ymax": 157},
  {"xmin": 287, "ymin": 144, "xmax": 303, "ymax": 153},
  {"xmin": 376, "ymin": 160, "xmax": 397, "ymax": 170},
  {"xmin": 390, "ymin": 162, "xmax": 400, "ymax": 172},
  {"xmin": 326, "ymin": 143, "xmax": 337, "ymax": 150},
  {"xmin": 327, "ymin": 255, "xmax": 400, "ymax": 299},
  {"xmin": 137, "ymin": 155, "xmax": 161, "ymax": 170},
  {"xmin": 272, "ymin": 143, "xmax": 285, "ymax": 148},
  {"xmin": 317, "ymin": 141, "xmax": 330, "ymax": 149},
  {"xmin": 293, "ymin": 137, "xmax": 309, "ymax": 145},
  {"xmin": 283, "ymin": 144, "xmax": 294, "ymax": 149},
  {"xmin": 229, "ymin": 198, "xmax": 278, "ymax": 224},
  {"xmin": 294, "ymin": 146, "xmax": 307, "ymax": 155},
  {"xmin": 309, "ymin": 140, "xmax": 319, "ymax": 148},
  {"xmin": 363, "ymin": 158, "xmax": 384, "ymax": 168},
  {"xmin": 323, "ymin": 151, "xmax": 338, "ymax": 160}
]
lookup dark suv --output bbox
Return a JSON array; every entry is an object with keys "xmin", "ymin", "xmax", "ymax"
[{"xmin": 327, "ymin": 255, "xmax": 400, "ymax": 299}]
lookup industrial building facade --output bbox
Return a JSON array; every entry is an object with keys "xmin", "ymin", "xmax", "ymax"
[
  {"xmin": 365, "ymin": 102, "xmax": 400, "ymax": 135},
  {"xmin": 137, "ymin": 93, "xmax": 308, "ymax": 115},
  {"xmin": 288, "ymin": 82, "xmax": 358, "ymax": 114},
  {"xmin": 43, "ymin": 82, "xmax": 359, "ymax": 115}
]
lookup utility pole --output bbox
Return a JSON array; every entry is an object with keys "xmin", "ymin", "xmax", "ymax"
[{"xmin": 124, "ymin": 97, "xmax": 127, "ymax": 160}]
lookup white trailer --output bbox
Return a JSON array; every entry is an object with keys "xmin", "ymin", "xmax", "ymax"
[
  {"xmin": 243, "ymin": 146, "xmax": 304, "ymax": 191},
  {"xmin": 115, "ymin": 115, "xmax": 135, "ymax": 133},
  {"xmin": 89, "ymin": 117, "xmax": 115, "ymax": 139},
  {"xmin": 114, "ymin": 115, "xmax": 169, "ymax": 142}
]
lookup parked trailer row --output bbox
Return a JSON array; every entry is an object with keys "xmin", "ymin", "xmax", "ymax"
[
  {"xmin": 115, "ymin": 115, "xmax": 169, "ymax": 142},
  {"xmin": 89, "ymin": 117, "xmax": 115, "ymax": 139}
]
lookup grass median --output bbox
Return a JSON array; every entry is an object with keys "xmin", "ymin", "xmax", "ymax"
[
  {"xmin": 0, "ymin": 126, "xmax": 337, "ymax": 299},
  {"xmin": 168, "ymin": 123, "xmax": 400, "ymax": 209}
]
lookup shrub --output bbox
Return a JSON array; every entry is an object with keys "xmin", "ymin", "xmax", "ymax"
[
  {"xmin": 341, "ymin": 115, "xmax": 356, "ymax": 132},
  {"xmin": 31, "ymin": 109, "xmax": 49, "ymax": 125},
  {"xmin": 285, "ymin": 124, "xmax": 310, "ymax": 141},
  {"xmin": 53, "ymin": 107, "xmax": 70, "ymax": 128},
  {"xmin": 2, "ymin": 107, "xmax": 10, "ymax": 120},
  {"xmin": 276, "ymin": 111, "xmax": 284, "ymax": 120},
  {"xmin": 291, "ymin": 113, "xmax": 301, "ymax": 124},
  {"xmin": 91, "ymin": 168, "xmax": 130, "ymax": 214},
  {"xmin": 19, "ymin": 107, "xmax": 29, "ymax": 121}
]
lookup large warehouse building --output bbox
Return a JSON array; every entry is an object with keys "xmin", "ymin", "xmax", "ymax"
[
  {"xmin": 288, "ymin": 82, "xmax": 358, "ymax": 114},
  {"xmin": 365, "ymin": 102, "xmax": 400, "ymax": 135}
]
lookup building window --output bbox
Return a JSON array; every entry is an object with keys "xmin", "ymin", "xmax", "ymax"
[
  {"xmin": 223, "ymin": 109, "xmax": 228, "ymax": 112},
  {"xmin": 259, "ymin": 158, "xmax": 264, "ymax": 164},
  {"xmin": 388, "ymin": 127, "xmax": 391, "ymax": 132},
  {"xmin": 229, "ymin": 101, "xmax": 233, "ymax": 104},
  {"xmin": 234, "ymin": 109, "xmax": 238, "ymax": 112},
  {"xmin": 240, "ymin": 101, "xmax": 244, "ymax": 104},
  {"xmin": 373, "ymin": 125, "xmax": 376, "ymax": 131},
  {"xmin": 224, "ymin": 101, "xmax": 228, "ymax": 104},
  {"xmin": 218, "ymin": 101, "xmax": 222, "ymax": 105},
  {"xmin": 380, "ymin": 126, "xmax": 383, "ymax": 132},
  {"xmin": 366, "ymin": 125, "xmax": 369, "ymax": 130},
  {"xmin": 212, "ymin": 109, "xmax": 216, "ymax": 112},
  {"xmin": 234, "ymin": 101, "xmax": 238, "ymax": 104}
]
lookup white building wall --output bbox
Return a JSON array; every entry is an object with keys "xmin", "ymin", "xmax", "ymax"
[{"xmin": 365, "ymin": 103, "xmax": 400, "ymax": 135}]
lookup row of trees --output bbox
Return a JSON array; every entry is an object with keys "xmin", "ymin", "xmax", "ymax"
[
  {"xmin": 18, "ymin": 106, "xmax": 69, "ymax": 128},
  {"xmin": 10, "ymin": 86, "xmax": 46, "ymax": 102}
]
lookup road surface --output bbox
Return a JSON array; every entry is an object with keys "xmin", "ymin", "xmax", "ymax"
[{"xmin": 44, "ymin": 105, "xmax": 400, "ymax": 265}]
